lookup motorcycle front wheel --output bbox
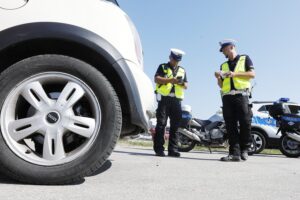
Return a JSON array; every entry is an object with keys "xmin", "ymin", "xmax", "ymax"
[
  {"xmin": 176, "ymin": 132, "xmax": 196, "ymax": 152},
  {"xmin": 279, "ymin": 135, "xmax": 300, "ymax": 158}
]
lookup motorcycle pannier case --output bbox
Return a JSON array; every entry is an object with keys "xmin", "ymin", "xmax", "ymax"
[
  {"xmin": 268, "ymin": 103, "xmax": 286, "ymax": 119},
  {"xmin": 281, "ymin": 114, "xmax": 300, "ymax": 131}
]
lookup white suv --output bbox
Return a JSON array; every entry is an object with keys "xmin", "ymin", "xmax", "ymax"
[
  {"xmin": 0, "ymin": 0, "xmax": 155, "ymax": 184},
  {"xmin": 251, "ymin": 100, "xmax": 300, "ymax": 153}
]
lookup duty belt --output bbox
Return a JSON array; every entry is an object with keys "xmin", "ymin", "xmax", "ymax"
[{"xmin": 222, "ymin": 89, "xmax": 250, "ymax": 97}]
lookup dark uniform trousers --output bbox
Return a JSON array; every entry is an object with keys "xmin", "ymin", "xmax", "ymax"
[
  {"xmin": 154, "ymin": 96, "xmax": 182, "ymax": 153},
  {"xmin": 222, "ymin": 94, "xmax": 253, "ymax": 156}
]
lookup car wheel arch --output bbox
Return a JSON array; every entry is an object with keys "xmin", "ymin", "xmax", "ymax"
[{"xmin": 0, "ymin": 22, "xmax": 145, "ymax": 135}]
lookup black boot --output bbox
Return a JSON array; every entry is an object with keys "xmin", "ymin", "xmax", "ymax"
[
  {"xmin": 220, "ymin": 154, "xmax": 240, "ymax": 162},
  {"xmin": 241, "ymin": 150, "xmax": 249, "ymax": 161},
  {"xmin": 155, "ymin": 151, "xmax": 166, "ymax": 157},
  {"xmin": 168, "ymin": 151, "xmax": 180, "ymax": 157}
]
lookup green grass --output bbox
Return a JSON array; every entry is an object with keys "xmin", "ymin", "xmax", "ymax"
[
  {"xmin": 118, "ymin": 139, "xmax": 282, "ymax": 155},
  {"xmin": 261, "ymin": 149, "xmax": 281, "ymax": 155}
]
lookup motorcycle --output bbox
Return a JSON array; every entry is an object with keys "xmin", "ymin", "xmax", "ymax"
[
  {"xmin": 268, "ymin": 98, "xmax": 300, "ymax": 158},
  {"xmin": 176, "ymin": 105, "xmax": 257, "ymax": 154}
]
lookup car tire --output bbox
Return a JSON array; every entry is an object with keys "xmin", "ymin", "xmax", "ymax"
[
  {"xmin": 250, "ymin": 130, "xmax": 266, "ymax": 154},
  {"xmin": 0, "ymin": 55, "xmax": 122, "ymax": 184}
]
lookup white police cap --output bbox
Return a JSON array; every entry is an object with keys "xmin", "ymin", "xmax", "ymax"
[
  {"xmin": 219, "ymin": 39, "xmax": 237, "ymax": 52},
  {"xmin": 170, "ymin": 48, "xmax": 185, "ymax": 61}
]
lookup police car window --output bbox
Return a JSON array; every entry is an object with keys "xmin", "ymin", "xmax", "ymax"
[
  {"xmin": 288, "ymin": 105, "xmax": 300, "ymax": 115},
  {"xmin": 258, "ymin": 105, "xmax": 272, "ymax": 113},
  {"xmin": 265, "ymin": 105, "xmax": 271, "ymax": 112},
  {"xmin": 258, "ymin": 106, "xmax": 267, "ymax": 112}
]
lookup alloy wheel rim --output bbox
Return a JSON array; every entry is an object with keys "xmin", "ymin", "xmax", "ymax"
[
  {"xmin": 252, "ymin": 134, "xmax": 263, "ymax": 151},
  {"xmin": 1, "ymin": 72, "xmax": 101, "ymax": 166}
]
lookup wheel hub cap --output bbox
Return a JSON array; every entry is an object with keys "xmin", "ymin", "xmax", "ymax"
[{"xmin": 46, "ymin": 112, "xmax": 60, "ymax": 124}]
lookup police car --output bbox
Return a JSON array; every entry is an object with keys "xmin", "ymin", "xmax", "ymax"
[
  {"xmin": 0, "ymin": 0, "xmax": 155, "ymax": 184},
  {"xmin": 251, "ymin": 99, "xmax": 300, "ymax": 153}
]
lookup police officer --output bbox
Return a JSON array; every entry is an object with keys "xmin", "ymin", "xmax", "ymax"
[
  {"xmin": 154, "ymin": 49, "xmax": 188, "ymax": 157},
  {"xmin": 215, "ymin": 39, "xmax": 255, "ymax": 161}
]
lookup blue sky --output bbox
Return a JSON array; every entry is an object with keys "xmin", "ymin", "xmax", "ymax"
[{"xmin": 118, "ymin": 0, "xmax": 300, "ymax": 118}]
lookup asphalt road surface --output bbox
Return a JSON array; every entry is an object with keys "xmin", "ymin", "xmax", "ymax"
[{"xmin": 0, "ymin": 144, "xmax": 299, "ymax": 200}]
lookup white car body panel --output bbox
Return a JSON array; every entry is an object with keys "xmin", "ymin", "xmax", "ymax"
[
  {"xmin": 0, "ymin": 0, "xmax": 139, "ymax": 64},
  {"xmin": 0, "ymin": 0, "xmax": 156, "ymax": 130}
]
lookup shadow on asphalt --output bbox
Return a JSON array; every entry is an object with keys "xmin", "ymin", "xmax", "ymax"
[
  {"xmin": 251, "ymin": 154, "xmax": 290, "ymax": 159},
  {"xmin": 123, "ymin": 146, "xmax": 226, "ymax": 155},
  {"xmin": 174, "ymin": 156, "xmax": 220, "ymax": 162},
  {"xmin": 0, "ymin": 160, "xmax": 112, "ymax": 185},
  {"xmin": 122, "ymin": 146, "xmax": 227, "ymax": 155},
  {"xmin": 122, "ymin": 146, "xmax": 293, "ymax": 158},
  {"xmin": 114, "ymin": 150, "xmax": 220, "ymax": 162},
  {"xmin": 0, "ymin": 173, "xmax": 85, "ymax": 185},
  {"xmin": 114, "ymin": 150, "xmax": 154, "ymax": 157},
  {"xmin": 116, "ymin": 147, "xmax": 299, "ymax": 160}
]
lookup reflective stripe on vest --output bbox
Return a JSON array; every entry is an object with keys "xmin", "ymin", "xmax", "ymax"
[
  {"xmin": 155, "ymin": 65, "xmax": 185, "ymax": 99},
  {"xmin": 221, "ymin": 55, "xmax": 251, "ymax": 94}
]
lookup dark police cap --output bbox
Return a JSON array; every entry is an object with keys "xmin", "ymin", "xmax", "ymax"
[{"xmin": 219, "ymin": 39, "xmax": 237, "ymax": 52}]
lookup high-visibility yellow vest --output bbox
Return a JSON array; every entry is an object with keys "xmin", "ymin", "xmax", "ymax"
[
  {"xmin": 155, "ymin": 64, "xmax": 185, "ymax": 99},
  {"xmin": 221, "ymin": 55, "xmax": 251, "ymax": 94}
]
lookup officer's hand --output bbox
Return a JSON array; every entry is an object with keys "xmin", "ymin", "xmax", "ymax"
[
  {"xmin": 226, "ymin": 71, "xmax": 235, "ymax": 78},
  {"xmin": 170, "ymin": 78, "xmax": 179, "ymax": 84},
  {"xmin": 214, "ymin": 71, "xmax": 221, "ymax": 79}
]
